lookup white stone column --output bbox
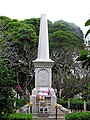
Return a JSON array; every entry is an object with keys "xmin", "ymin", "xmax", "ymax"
[{"xmin": 38, "ymin": 14, "xmax": 49, "ymax": 60}]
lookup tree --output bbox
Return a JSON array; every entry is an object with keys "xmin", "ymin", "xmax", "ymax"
[
  {"xmin": 0, "ymin": 16, "xmax": 84, "ymax": 100},
  {"xmin": 75, "ymin": 18, "xmax": 90, "ymax": 100},
  {"xmin": 0, "ymin": 17, "xmax": 38, "ymax": 102},
  {"xmin": 49, "ymin": 20, "xmax": 84, "ymax": 51},
  {"xmin": 22, "ymin": 18, "xmax": 40, "ymax": 36},
  {"xmin": 0, "ymin": 60, "xmax": 16, "ymax": 116}
]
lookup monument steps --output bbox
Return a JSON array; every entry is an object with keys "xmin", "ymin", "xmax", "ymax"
[
  {"xmin": 33, "ymin": 116, "xmax": 64, "ymax": 120},
  {"xmin": 33, "ymin": 105, "xmax": 39, "ymax": 113},
  {"xmin": 33, "ymin": 113, "xmax": 64, "ymax": 117},
  {"xmin": 32, "ymin": 105, "xmax": 65, "ymax": 120},
  {"xmin": 33, "ymin": 110, "xmax": 64, "ymax": 116},
  {"xmin": 17, "ymin": 102, "xmax": 68, "ymax": 120}
]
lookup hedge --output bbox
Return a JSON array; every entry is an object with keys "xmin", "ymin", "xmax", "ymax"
[
  {"xmin": 58, "ymin": 99, "xmax": 68, "ymax": 109},
  {"xmin": 65, "ymin": 112, "xmax": 90, "ymax": 120},
  {"xmin": 70, "ymin": 99, "xmax": 83, "ymax": 111},
  {"xmin": 58, "ymin": 98, "xmax": 90, "ymax": 111},
  {"xmin": 1, "ymin": 113, "xmax": 32, "ymax": 120}
]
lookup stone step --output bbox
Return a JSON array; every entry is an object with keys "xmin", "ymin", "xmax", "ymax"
[
  {"xmin": 33, "ymin": 113, "xmax": 64, "ymax": 119},
  {"xmin": 33, "ymin": 112, "xmax": 64, "ymax": 116},
  {"xmin": 33, "ymin": 107, "xmax": 64, "ymax": 116},
  {"xmin": 32, "ymin": 105, "xmax": 65, "ymax": 119},
  {"xmin": 33, "ymin": 116, "xmax": 64, "ymax": 120}
]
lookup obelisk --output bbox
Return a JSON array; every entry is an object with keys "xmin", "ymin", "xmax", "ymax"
[
  {"xmin": 38, "ymin": 13, "xmax": 49, "ymax": 60},
  {"xmin": 30, "ymin": 14, "xmax": 56, "ymax": 110}
]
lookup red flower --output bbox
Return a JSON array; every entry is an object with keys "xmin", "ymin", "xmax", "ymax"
[
  {"xmin": 15, "ymin": 85, "xmax": 21, "ymax": 90},
  {"xmin": 3, "ymin": 86, "xmax": 7, "ymax": 90}
]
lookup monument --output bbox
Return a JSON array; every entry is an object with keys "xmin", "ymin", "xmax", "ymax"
[{"xmin": 30, "ymin": 14, "xmax": 56, "ymax": 114}]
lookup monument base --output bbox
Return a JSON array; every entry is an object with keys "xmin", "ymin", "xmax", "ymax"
[{"xmin": 30, "ymin": 87, "xmax": 56, "ymax": 113}]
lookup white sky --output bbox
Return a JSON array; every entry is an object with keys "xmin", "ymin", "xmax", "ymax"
[{"xmin": 0, "ymin": 0, "xmax": 90, "ymax": 34}]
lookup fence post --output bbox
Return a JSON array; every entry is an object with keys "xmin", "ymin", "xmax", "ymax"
[
  {"xmin": 68, "ymin": 101, "xmax": 70, "ymax": 110},
  {"xmin": 84, "ymin": 100, "xmax": 86, "ymax": 111},
  {"xmin": 55, "ymin": 103, "xmax": 58, "ymax": 120},
  {"xmin": 29, "ymin": 102, "xmax": 33, "ymax": 113}
]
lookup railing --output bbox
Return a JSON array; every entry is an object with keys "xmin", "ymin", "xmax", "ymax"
[
  {"xmin": 16, "ymin": 104, "xmax": 29, "ymax": 113},
  {"xmin": 58, "ymin": 104, "xmax": 69, "ymax": 114}
]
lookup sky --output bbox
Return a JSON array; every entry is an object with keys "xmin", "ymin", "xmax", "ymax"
[{"xmin": 0, "ymin": 0, "xmax": 90, "ymax": 34}]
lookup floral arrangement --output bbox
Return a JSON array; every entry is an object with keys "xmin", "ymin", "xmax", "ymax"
[{"xmin": 36, "ymin": 88, "xmax": 52, "ymax": 100}]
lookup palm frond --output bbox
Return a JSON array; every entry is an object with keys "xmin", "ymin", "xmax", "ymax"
[
  {"xmin": 85, "ymin": 19, "xmax": 90, "ymax": 26},
  {"xmin": 85, "ymin": 29, "xmax": 90, "ymax": 38}
]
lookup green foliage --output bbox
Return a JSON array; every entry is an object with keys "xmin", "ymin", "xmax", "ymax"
[
  {"xmin": 70, "ymin": 98, "xmax": 83, "ymax": 104},
  {"xmin": 76, "ymin": 50, "xmax": 90, "ymax": 69},
  {"xmin": 16, "ymin": 99, "xmax": 26, "ymax": 109},
  {"xmin": 4, "ymin": 20, "xmax": 37, "ymax": 45},
  {"xmin": 65, "ymin": 112, "xmax": 90, "ymax": 120},
  {"xmin": 0, "ymin": 16, "xmax": 11, "ymax": 27},
  {"xmin": 85, "ymin": 19, "xmax": 90, "ymax": 26},
  {"xmin": 85, "ymin": 19, "xmax": 90, "ymax": 38},
  {"xmin": 59, "ymin": 98, "xmax": 90, "ymax": 111},
  {"xmin": 0, "ymin": 16, "xmax": 84, "ymax": 102},
  {"xmin": 0, "ymin": 60, "xmax": 16, "ymax": 115},
  {"xmin": 58, "ymin": 98, "xmax": 68, "ymax": 108},
  {"xmin": 70, "ymin": 98, "xmax": 84, "ymax": 110},
  {"xmin": 7, "ymin": 113, "xmax": 32, "ymax": 120},
  {"xmin": 58, "ymin": 98, "xmax": 84, "ymax": 110},
  {"xmin": 85, "ymin": 29, "xmax": 90, "ymax": 38},
  {"xmin": 22, "ymin": 18, "xmax": 40, "ymax": 36},
  {"xmin": 0, "ymin": 16, "xmax": 38, "ymax": 101},
  {"xmin": 23, "ymin": 17, "xmax": 84, "ymax": 54},
  {"xmin": 76, "ymin": 50, "xmax": 88, "ymax": 61},
  {"xmin": 80, "ymin": 49, "xmax": 88, "ymax": 55},
  {"xmin": 49, "ymin": 20, "xmax": 84, "ymax": 52}
]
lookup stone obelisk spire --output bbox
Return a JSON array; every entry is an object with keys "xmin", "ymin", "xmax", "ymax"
[{"xmin": 38, "ymin": 14, "xmax": 49, "ymax": 60}]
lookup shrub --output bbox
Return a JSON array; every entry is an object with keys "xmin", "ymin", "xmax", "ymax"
[
  {"xmin": 65, "ymin": 112, "xmax": 90, "ymax": 120},
  {"xmin": 2, "ymin": 113, "xmax": 33, "ymax": 120},
  {"xmin": 16, "ymin": 99, "xmax": 26, "ymax": 109},
  {"xmin": 58, "ymin": 98, "xmax": 84, "ymax": 111},
  {"xmin": 58, "ymin": 99, "xmax": 68, "ymax": 109},
  {"xmin": 70, "ymin": 98, "xmax": 83, "ymax": 111}
]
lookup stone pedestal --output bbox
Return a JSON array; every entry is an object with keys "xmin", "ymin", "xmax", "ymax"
[{"xmin": 30, "ymin": 87, "xmax": 56, "ymax": 108}]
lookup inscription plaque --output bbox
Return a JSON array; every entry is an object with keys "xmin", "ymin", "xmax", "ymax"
[{"xmin": 37, "ymin": 69, "xmax": 49, "ymax": 87}]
